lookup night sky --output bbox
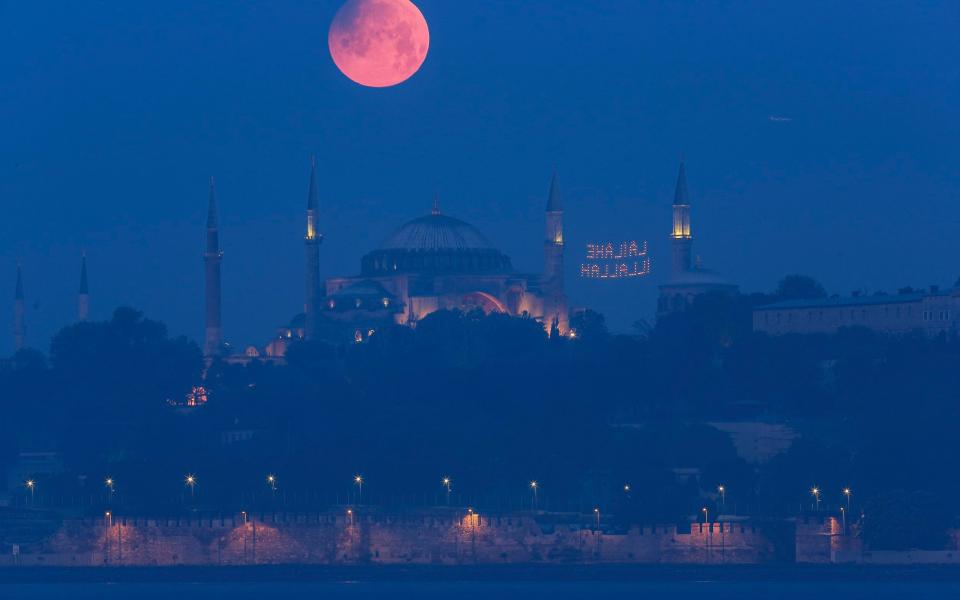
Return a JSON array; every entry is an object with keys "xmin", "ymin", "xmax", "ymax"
[{"xmin": 0, "ymin": 1, "xmax": 956, "ymax": 353}]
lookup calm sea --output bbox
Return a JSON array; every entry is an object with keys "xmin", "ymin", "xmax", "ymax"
[{"xmin": 1, "ymin": 581, "xmax": 959, "ymax": 600}]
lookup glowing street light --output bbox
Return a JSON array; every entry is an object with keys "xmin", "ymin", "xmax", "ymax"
[
  {"xmin": 105, "ymin": 511, "xmax": 112, "ymax": 527},
  {"xmin": 718, "ymin": 485, "xmax": 726, "ymax": 511},
  {"xmin": 266, "ymin": 474, "xmax": 277, "ymax": 492},
  {"xmin": 811, "ymin": 487, "xmax": 821, "ymax": 512},
  {"xmin": 346, "ymin": 508, "xmax": 354, "ymax": 525},
  {"xmin": 25, "ymin": 480, "xmax": 35, "ymax": 502},
  {"xmin": 105, "ymin": 477, "xmax": 115, "ymax": 494},
  {"xmin": 442, "ymin": 477, "xmax": 452, "ymax": 505},
  {"xmin": 593, "ymin": 507, "xmax": 600, "ymax": 530},
  {"xmin": 185, "ymin": 474, "xmax": 197, "ymax": 500},
  {"xmin": 354, "ymin": 475, "xmax": 364, "ymax": 504},
  {"xmin": 702, "ymin": 507, "xmax": 709, "ymax": 524},
  {"xmin": 529, "ymin": 481, "xmax": 539, "ymax": 510},
  {"xmin": 241, "ymin": 510, "xmax": 248, "ymax": 524},
  {"xmin": 842, "ymin": 487, "xmax": 852, "ymax": 511},
  {"xmin": 840, "ymin": 506, "xmax": 847, "ymax": 533}
]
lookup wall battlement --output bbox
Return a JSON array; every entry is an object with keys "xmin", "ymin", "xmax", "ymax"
[{"xmin": 0, "ymin": 511, "xmax": 782, "ymax": 567}]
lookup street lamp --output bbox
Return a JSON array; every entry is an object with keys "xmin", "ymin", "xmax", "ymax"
[
  {"xmin": 840, "ymin": 506, "xmax": 847, "ymax": 533},
  {"xmin": 843, "ymin": 487, "xmax": 852, "ymax": 511},
  {"xmin": 593, "ymin": 507, "xmax": 600, "ymax": 530},
  {"xmin": 25, "ymin": 480, "xmax": 35, "ymax": 503},
  {"xmin": 105, "ymin": 478, "xmax": 115, "ymax": 494},
  {"xmin": 105, "ymin": 511, "xmax": 112, "ymax": 527},
  {"xmin": 185, "ymin": 474, "xmax": 197, "ymax": 501},
  {"xmin": 346, "ymin": 508, "xmax": 354, "ymax": 525},
  {"xmin": 266, "ymin": 474, "xmax": 277, "ymax": 492},
  {"xmin": 702, "ymin": 507, "xmax": 709, "ymax": 524},
  {"xmin": 241, "ymin": 511, "xmax": 248, "ymax": 524},
  {"xmin": 442, "ymin": 477, "xmax": 452, "ymax": 505},
  {"xmin": 623, "ymin": 484, "xmax": 631, "ymax": 494},
  {"xmin": 718, "ymin": 485, "xmax": 726, "ymax": 511},
  {"xmin": 354, "ymin": 475, "xmax": 363, "ymax": 504},
  {"xmin": 811, "ymin": 487, "xmax": 821, "ymax": 512},
  {"xmin": 529, "ymin": 481, "xmax": 538, "ymax": 509}
]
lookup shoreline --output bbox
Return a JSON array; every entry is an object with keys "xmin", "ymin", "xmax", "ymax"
[{"xmin": 3, "ymin": 564, "xmax": 960, "ymax": 584}]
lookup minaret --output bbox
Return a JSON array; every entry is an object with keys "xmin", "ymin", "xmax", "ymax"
[
  {"xmin": 304, "ymin": 156, "xmax": 323, "ymax": 340},
  {"xmin": 78, "ymin": 254, "xmax": 89, "ymax": 322},
  {"xmin": 543, "ymin": 170, "xmax": 568, "ymax": 334},
  {"xmin": 204, "ymin": 177, "xmax": 223, "ymax": 356},
  {"xmin": 13, "ymin": 264, "xmax": 25, "ymax": 352},
  {"xmin": 670, "ymin": 160, "xmax": 693, "ymax": 277}
]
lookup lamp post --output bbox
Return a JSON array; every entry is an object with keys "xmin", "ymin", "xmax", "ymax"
[
  {"xmin": 25, "ymin": 480, "xmax": 35, "ymax": 505},
  {"xmin": 623, "ymin": 484, "xmax": 631, "ymax": 494},
  {"xmin": 105, "ymin": 477, "xmax": 115, "ymax": 495},
  {"xmin": 843, "ymin": 487, "xmax": 852, "ymax": 512},
  {"xmin": 267, "ymin": 474, "xmax": 277, "ymax": 493},
  {"xmin": 593, "ymin": 507, "xmax": 600, "ymax": 531},
  {"xmin": 346, "ymin": 508, "xmax": 354, "ymax": 526},
  {"xmin": 811, "ymin": 487, "xmax": 821, "ymax": 512},
  {"xmin": 718, "ymin": 485, "xmax": 726, "ymax": 512},
  {"xmin": 529, "ymin": 481, "xmax": 538, "ymax": 510},
  {"xmin": 105, "ymin": 511, "xmax": 112, "ymax": 527},
  {"xmin": 442, "ymin": 477, "xmax": 452, "ymax": 506},
  {"xmin": 354, "ymin": 475, "xmax": 363, "ymax": 504},
  {"xmin": 702, "ymin": 507, "xmax": 709, "ymax": 524},
  {"xmin": 840, "ymin": 506, "xmax": 847, "ymax": 534},
  {"xmin": 185, "ymin": 475, "xmax": 197, "ymax": 502}
]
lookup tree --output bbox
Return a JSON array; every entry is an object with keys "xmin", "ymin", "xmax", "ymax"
[
  {"xmin": 774, "ymin": 275, "xmax": 827, "ymax": 302},
  {"xmin": 862, "ymin": 490, "xmax": 951, "ymax": 550}
]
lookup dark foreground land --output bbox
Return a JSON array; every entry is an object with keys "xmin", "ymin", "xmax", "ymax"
[{"xmin": 3, "ymin": 564, "xmax": 960, "ymax": 584}]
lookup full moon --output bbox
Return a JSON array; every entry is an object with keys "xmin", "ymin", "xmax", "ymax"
[{"xmin": 329, "ymin": 0, "xmax": 430, "ymax": 88}]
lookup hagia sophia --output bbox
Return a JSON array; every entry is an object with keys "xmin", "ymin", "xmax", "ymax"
[{"xmin": 209, "ymin": 159, "xmax": 572, "ymax": 361}]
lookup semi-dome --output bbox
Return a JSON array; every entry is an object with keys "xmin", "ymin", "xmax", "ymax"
[
  {"xmin": 361, "ymin": 211, "xmax": 512, "ymax": 276},
  {"xmin": 379, "ymin": 213, "xmax": 494, "ymax": 252}
]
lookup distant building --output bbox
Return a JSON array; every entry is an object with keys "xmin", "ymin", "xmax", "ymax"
[
  {"xmin": 753, "ymin": 287, "xmax": 959, "ymax": 337},
  {"xmin": 658, "ymin": 161, "xmax": 738, "ymax": 316},
  {"xmin": 709, "ymin": 421, "xmax": 799, "ymax": 465}
]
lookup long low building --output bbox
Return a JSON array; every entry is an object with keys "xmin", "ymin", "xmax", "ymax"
[{"xmin": 753, "ymin": 287, "xmax": 959, "ymax": 337}]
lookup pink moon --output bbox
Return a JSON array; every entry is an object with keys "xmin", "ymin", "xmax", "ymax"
[{"xmin": 328, "ymin": 0, "xmax": 430, "ymax": 88}]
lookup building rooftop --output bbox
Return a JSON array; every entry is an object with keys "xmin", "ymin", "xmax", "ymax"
[
  {"xmin": 755, "ymin": 291, "xmax": 940, "ymax": 311},
  {"xmin": 379, "ymin": 213, "xmax": 494, "ymax": 252}
]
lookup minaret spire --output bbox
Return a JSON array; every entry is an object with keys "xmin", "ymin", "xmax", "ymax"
[
  {"xmin": 670, "ymin": 159, "xmax": 693, "ymax": 277},
  {"xmin": 78, "ymin": 253, "xmax": 90, "ymax": 322},
  {"xmin": 204, "ymin": 177, "xmax": 223, "ymax": 356},
  {"xmin": 304, "ymin": 156, "xmax": 323, "ymax": 340},
  {"xmin": 13, "ymin": 264, "xmax": 25, "ymax": 352},
  {"xmin": 543, "ymin": 169, "xmax": 568, "ymax": 335}
]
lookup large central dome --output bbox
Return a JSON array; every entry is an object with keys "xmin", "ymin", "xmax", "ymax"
[
  {"xmin": 379, "ymin": 213, "xmax": 494, "ymax": 252},
  {"xmin": 361, "ymin": 211, "xmax": 512, "ymax": 276}
]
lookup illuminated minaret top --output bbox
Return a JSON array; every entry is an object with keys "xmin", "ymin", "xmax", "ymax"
[
  {"xmin": 306, "ymin": 156, "xmax": 321, "ymax": 242},
  {"xmin": 304, "ymin": 156, "xmax": 323, "ymax": 340},
  {"xmin": 670, "ymin": 160, "xmax": 693, "ymax": 276},
  {"xmin": 78, "ymin": 254, "xmax": 89, "ymax": 322}
]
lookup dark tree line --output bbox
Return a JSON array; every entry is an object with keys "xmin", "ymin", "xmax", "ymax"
[{"xmin": 1, "ymin": 276, "xmax": 958, "ymax": 549}]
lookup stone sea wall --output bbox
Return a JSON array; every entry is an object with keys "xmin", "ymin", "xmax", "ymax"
[{"xmin": 0, "ymin": 511, "xmax": 781, "ymax": 567}]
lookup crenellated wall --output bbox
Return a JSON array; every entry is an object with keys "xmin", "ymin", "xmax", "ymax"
[{"xmin": 0, "ymin": 512, "xmax": 781, "ymax": 567}]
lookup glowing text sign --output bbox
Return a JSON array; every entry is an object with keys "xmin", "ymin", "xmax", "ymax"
[{"xmin": 580, "ymin": 241, "xmax": 651, "ymax": 280}]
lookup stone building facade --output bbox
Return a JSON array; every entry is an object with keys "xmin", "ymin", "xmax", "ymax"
[{"xmin": 753, "ymin": 288, "xmax": 959, "ymax": 337}]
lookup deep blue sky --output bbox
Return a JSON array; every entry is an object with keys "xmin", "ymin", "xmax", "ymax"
[{"xmin": 0, "ymin": 1, "xmax": 957, "ymax": 353}]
